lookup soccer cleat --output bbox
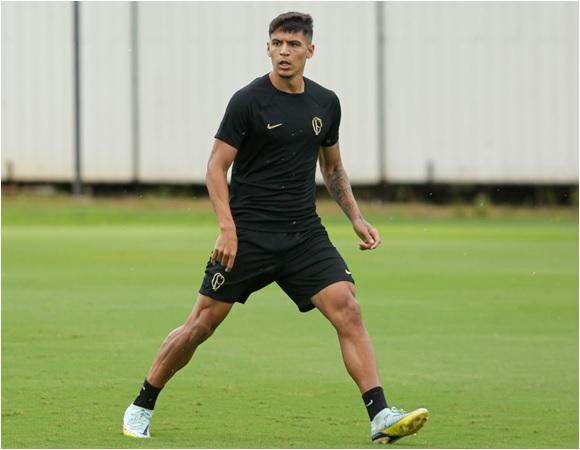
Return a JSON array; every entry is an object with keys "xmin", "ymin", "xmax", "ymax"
[
  {"xmin": 371, "ymin": 406, "xmax": 429, "ymax": 444},
  {"xmin": 123, "ymin": 404, "xmax": 153, "ymax": 438}
]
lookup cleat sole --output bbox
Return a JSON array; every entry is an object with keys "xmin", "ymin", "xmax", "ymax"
[
  {"xmin": 373, "ymin": 436, "xmax": 391, "ymax": 444},
  {"xmin": 372, "ymin": 408, "xmax": 429, "ymax": 444},
  {"xmin": 123, "ymin": 428, "xmax": 150, "ymax": 439}
]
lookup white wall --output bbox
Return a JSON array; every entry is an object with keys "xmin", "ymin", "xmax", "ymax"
[
  {"xmin": 382, "ymin": 1, "xmax": 578, "ymax": 184},
  {"xmin": 80, "ymin": 2, "xmax": 133, "ymax": 182},
  {"xmin": 2, "ymin": 2, "xmax": 74, "ymax": 181},
  {"xmin": 2, "ymin": 2, "xmax": 578, "ymax": 185}
]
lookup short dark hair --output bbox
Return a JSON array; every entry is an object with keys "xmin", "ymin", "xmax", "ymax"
[{"xmin": 269, "ymin": 12, "xmax": 313, "ymax": 40}]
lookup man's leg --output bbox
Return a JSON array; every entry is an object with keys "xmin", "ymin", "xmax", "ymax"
[
  {"xmin": 311, "ymin": 281, "xmax": 428, "ymax": 443},
  {"xmin": 123, "ymin": 294, "xmax": 233, "ymax": 438},
  {"xmin": 311, "ymin": 281, "xmax": 380, "ymax": 394},
  {"xmin": 147, "ymin": 294, "xmax": 234, "ymax": 387}
]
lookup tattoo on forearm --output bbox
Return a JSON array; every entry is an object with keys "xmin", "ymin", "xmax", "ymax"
[{"xmin": 326, "ymin": 167, "xmax": 359, "ymax": 220}]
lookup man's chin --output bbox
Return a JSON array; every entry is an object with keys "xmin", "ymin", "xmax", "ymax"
[{"xmin": 276, "ymin": 69, "xmax": 295, "ymax": 79}]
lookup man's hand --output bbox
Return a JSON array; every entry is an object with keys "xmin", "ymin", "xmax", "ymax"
[
  {"xmin": 211, "ymin": 227, "xmax": 238, "ymax": 272},
  {"xmin": 352, "ymin": 218, "xmax": 381, "ymax": 250}
]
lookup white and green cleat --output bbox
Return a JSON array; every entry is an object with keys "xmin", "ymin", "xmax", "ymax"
[
  {"xmin": 123, "ymin": 404, "xmax": 153, "ymax": 438},
  {"xmin": 371, "ymin": 406, "xmax": 429, "ymax": 444}
]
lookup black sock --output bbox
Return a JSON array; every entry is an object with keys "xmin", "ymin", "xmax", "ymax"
[
  {"xmin": 362, "ymin": 386, "xmax": 388, "ymax": 420},
  {"xmin": 133, "ymin": 378, "xmax": 162, "ymax": 410}
]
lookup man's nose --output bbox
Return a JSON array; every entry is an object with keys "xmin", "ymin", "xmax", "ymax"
[{"xmin": 280, "ymin": 44, "xmax": 290, "ymax": 55}]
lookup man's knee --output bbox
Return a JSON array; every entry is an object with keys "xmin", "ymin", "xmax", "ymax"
[
  {"xmin": 331, "ymin": 288, "xmax": 363, "ymax": 331},
  {"xmin": 182, "ymin": 295, "xmax": 232, "ymax": 347},
  {"xmin": 181, "ymin": 313, "xmax": 218, "ymax": 347},
  {"xmin": 183, "ymin": 319, "xmax": 215, "ymax": 346}
]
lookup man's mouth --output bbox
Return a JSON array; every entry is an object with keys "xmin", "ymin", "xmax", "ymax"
[{"xmin": 278, "ymin": 61, "xmax": 291, "ymax": 70}]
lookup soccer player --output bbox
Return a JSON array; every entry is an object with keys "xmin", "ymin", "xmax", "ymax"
[{"xmin": 123, "ymin": 12, "xmax": 429, "ymax": 444}]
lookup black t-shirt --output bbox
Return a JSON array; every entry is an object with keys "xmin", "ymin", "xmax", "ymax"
[{"xmin": 215, "ymin": 74, "xmax": 341, "ymax": 232}]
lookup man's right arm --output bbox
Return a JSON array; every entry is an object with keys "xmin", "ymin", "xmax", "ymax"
[{"xmin": 206, "ymin": 138, "xmax": 238, "ymax": 272}]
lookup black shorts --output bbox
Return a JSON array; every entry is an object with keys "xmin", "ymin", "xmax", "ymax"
[{"xmin": 199, "ymin": 227, "xmax": 355, "ymax": 312}]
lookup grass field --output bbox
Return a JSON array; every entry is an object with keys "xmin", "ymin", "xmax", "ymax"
[{"xmin": 2, "ymin": 195, "xmax": 578, "ymax": 448}]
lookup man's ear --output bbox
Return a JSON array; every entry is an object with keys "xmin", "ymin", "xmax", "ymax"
[{"xmin": 306, "ymin": 43, "xmax": 315, "ymax": 59}]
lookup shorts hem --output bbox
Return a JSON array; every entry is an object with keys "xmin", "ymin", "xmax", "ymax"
[
  {"xmin": 198, "ymin": 289, "xmax": 248, "ymax": 305},
  {"xmin": 296, "ymin": 276, "xmax": 355, "ymax": 313}
]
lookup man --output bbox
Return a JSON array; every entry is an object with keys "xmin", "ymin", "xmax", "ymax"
[{"xmin": 123, "ymin": 12, "xmax": 429, "ymax": 444}]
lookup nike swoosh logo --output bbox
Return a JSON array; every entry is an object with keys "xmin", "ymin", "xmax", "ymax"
[
  {"xmin": 267, "ymin": 123, "xmax": 283, "ymax": 130},
  {"xmin": 345, "ymin": 269, "xmax": 352, "ymax": 275},
  {"xmin": 366, "ymin": 399, "xmax": 373, "ymax": 407}
]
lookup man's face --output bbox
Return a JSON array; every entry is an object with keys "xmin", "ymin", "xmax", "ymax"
[{"xmin": 267, "ymin": 29, "xmax": 314, "ymax": 79}]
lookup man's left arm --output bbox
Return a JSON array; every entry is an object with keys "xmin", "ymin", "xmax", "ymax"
[{"xmin": 319, "ymin": 143, "xmax": 381, "ymax": 250}]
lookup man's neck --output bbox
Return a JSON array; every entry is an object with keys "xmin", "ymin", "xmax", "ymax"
[{"xmin": 269, "ymin": 72, "xmax": 305, "ymax": 94}]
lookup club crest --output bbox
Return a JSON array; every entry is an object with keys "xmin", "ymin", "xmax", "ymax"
[
  {"xmin": 211, "ymin": 272, "xmax": 225, "ymax": 291},
  {"xmin": 312, "ymin": 117, "xmax": 323, "ymax": 136}
]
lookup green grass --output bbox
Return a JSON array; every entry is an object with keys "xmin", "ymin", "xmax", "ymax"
[{"xmin": 2, "ymin": 196, "xmax": 578, "ymax": 448}]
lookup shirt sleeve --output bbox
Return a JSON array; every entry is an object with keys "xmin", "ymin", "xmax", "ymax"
[
  {"xmin": 214, "ymin": 90, "xmax": 251, "ymax": 150},
  {"xmin": 321, "ymin": 93, "xmax": 341, "ymax": 147}
]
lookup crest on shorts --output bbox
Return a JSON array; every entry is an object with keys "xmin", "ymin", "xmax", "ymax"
[
  {"xmin": 312, "ymin": 117, "xmax": 323, "ymax": 136},
  {"xmin": 211, "ymin": 273, "xmax": 225, "ymax": 291}
]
